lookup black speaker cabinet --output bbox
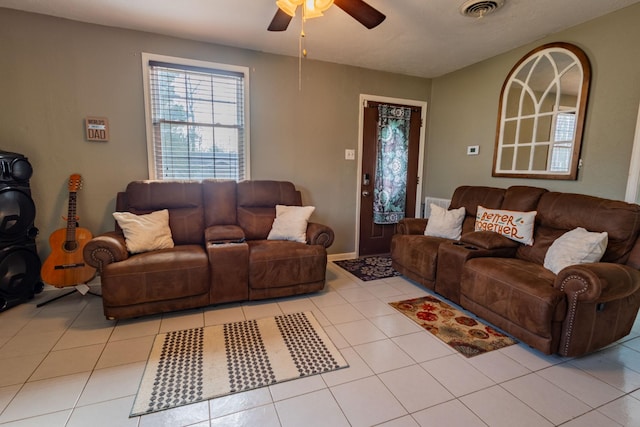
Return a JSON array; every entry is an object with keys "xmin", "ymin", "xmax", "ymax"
[
  {"xmin": 0, "ymin": 150, "xmax": 42, "ymax": 311},
  {"xmin": 0, "ymin": 242, "xmax": 43, "ymax": 311},
  {"xmin": 0, "ymin": 150, "xmax": 37, "ymax": 244}
]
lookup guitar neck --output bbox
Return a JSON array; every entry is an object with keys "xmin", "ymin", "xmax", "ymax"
[{"xmin": 66, "ymin": 191, "xmax": 78, "ymax": 243}]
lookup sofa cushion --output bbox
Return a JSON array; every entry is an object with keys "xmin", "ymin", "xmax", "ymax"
[
  {"xmin": 247, "ymin": 240, "xmax": 326, "ymax": 289},
  {"xmin": 268, "ymin": 205, "xmax": 315, "ymax": 243},
  {"xmin": 237, "ymin": 180, "xmax": 302, "ymax": 207},
  {"xmin": 101, "ymin": 245, "xmax": 209, "ymax": 306},
  {"xmin": 449, "ymin": 186, "xmax": 505, "ymax": 234},
  {"xmin": 390, "ymin": 234, "xmax": 445, "ymax": 283},
  {"xmin": 237, "ymin": 181, "xmax": 303, "ymax": 239},
  {"xmin": 123, "ymin": 181, "xmax": 204, "ymax": 245},
  {"xmin": 502, "ymin": 186, "xmax": 547, "ymax": 211},
  {"xmin": 424, "ymin": 205, "xmax": 465, "ymax": 240},
  {"xmin": 544, "ymin": 227, "xmax": 608, "ymax": 274},
  {"xmin": 237, "ymin": 207, "xmax": 277, "ymax": 240},
  {"xmin": 475, "ymin": 206, "xmax": 536, "ymax": 245},
  {"xmin": 112, "ymin": 209, "xmax": 174, "ymax": 254},
  {"xmin": 461, "ymin": 257, "xmax": 567, "ymax": 338},
  {"xmin": 517, "ymin": 192, "xmax": 640, "ymax": 265},
  {"xmin": 202, "ymin": 180, "xmax": 237, "ymax": 226}
]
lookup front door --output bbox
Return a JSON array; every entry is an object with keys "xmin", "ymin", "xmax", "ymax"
[{"xmin": 358, "ymin": 100, "xmax": 422, "ymax": 256}]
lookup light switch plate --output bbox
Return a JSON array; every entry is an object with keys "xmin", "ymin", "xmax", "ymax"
[
  {"xmin": 467, "ymin": 145, "xmax": 479, "ymax": 155},
  {"xmin": 345, "ymin": 149, "xmax": 356, "ymax": 160}
]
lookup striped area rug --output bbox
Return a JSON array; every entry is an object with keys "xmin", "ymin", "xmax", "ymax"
[{"xmin": 131, "ymin": 311, "xmax": 348, "ymax": 416}]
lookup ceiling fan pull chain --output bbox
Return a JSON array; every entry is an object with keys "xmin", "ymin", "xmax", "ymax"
[{"xmin": 299, "ymin": 19, "xmax": 307, "ymax": 91}]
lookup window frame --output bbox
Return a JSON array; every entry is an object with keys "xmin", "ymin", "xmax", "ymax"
[
  {"xmin": 492, "ymin": 42, "xmax": 590, "ymax": 180},
  {"xmin": 141, "ymin": 52, "xmax": 251, "ymax": 180}
]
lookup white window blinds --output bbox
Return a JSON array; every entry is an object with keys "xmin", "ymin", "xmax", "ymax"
[
  {"xmin": 146, "ymin": 58, "xmax": 248, "ymax": 180},
  {"xmin": 549, "ymin": 112, "xmax": 576, "ymax": 172}
]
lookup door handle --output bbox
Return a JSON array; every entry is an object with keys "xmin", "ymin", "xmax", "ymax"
[{"xmin": 362, "ymin": 190, "xmax": 371, "ymax": 197}]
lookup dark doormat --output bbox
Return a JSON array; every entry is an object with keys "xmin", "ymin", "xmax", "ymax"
[{"xmin": 333, "ymin": 255, "xmax": 401, "ymax": 281}]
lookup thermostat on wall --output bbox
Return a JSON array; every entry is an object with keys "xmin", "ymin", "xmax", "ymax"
[{"xmin": 467, "ymin": 145, "xmax": 479, "ymax": 155}]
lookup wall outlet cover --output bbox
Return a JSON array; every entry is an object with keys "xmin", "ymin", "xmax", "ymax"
[{"xmin": 467, "ymin": 145, "xmax": 479, "ymax": 155}]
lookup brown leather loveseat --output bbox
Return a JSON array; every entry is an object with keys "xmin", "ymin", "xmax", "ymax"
[
  {"xmin": 391, "ymin": 185, "xmax": 640, "ymax": 357},
  {"xmin": 83, "ymin": 180, "xmax": 334, "ymax": 320}
]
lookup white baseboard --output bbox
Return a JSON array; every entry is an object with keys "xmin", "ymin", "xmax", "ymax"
[{"xmin": 328, "ymin": 252, "xmax": 357, "ymax": 261}]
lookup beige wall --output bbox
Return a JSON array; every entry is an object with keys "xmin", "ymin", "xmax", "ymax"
[
  {"xmin": 426, "ymin": 3, "xmax": 640, "ymax": 200},
  {"xmin": 0, "ymin": 8, "xmax": 430, "ymax": 256},
  {"xmin": 3, "ymin": 4, "xmax": 640, "ymax": 259}
]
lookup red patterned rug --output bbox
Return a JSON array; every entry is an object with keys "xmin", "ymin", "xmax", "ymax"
[{"xmin": 389, "ymin": 296, "xmax": 518, "ymax": 357}]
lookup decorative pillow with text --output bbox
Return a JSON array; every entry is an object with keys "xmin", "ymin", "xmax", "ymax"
[{"xmin": 475, "ymin": 206, "xmax": 536, "ymax": 245}]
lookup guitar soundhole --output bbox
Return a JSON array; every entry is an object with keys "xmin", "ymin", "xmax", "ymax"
[{"xmin": 64, "ymin": 241, "xmax": 78, "ymax": 252}]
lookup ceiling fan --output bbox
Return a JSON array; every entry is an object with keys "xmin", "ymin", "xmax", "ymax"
[{"xmin": 268, "ymin": 0, "xmax": 386, "ymax": 31}]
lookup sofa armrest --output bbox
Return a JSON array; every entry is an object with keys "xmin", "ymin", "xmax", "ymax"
[
  {"xmin": 83, "ymin": 231, "xmax": 129, "ymax": 270},
  {"xmin": 554, "ymin": 262, "xmax": 640, "ymax": 357},
  {"xmin": 460, "ymin": 231, "xmax": 520, "ymax": 250},
  {"xmin": 397, "ymin": 218, "xmax": 428, "ymax": 235},
  {"xmin": 306, "ymin": 222, "xmax": 334, "ymax": 248},
  {"xmin": 554, "ymin": 263, "xmax": 640, "ymax": 303},
  {"xmin": 205, "ymin": 225, "xmax": 245, "ymax": 243}
]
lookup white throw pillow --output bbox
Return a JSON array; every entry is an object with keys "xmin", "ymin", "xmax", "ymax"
[
  {"xmin": 475, "ymin": 206, "xmax": 537, "ymax": 245},
  {"xmin": 424, "ymin": 204, "xmax": 466, "ymax": 240},
  {"xmin": 112, "ymin": 209, "xmax": 174, "ymax": 254},
  {"xmin": 544, "ymin": 227, "xmax": 608, "ymax": 274},
  {"xmin": 267, "ymin": 205, "xmax": 315, "ymax": 243}
]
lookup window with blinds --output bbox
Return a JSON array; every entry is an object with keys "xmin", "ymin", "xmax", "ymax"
[
  {"xmin": 549, "ymin": 112, "xmax": 576, "ymax": 172},
  {"xmin": 142, "ymin": 54, "xmax": 250, "ymax": 180}
]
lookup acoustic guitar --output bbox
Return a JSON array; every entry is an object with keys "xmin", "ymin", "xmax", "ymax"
[{"xmin": 41, "ymin": 174, "xmax": 96, "ymax": 287}]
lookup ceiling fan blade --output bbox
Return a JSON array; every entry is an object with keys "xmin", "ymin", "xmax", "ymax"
[
  {"xmin": 334, "ymin": 0, "xmax": 386, "ymax": 29},
  {"xmin": 268, "ymin": 8, "xmax": 293, "ymax": 31}
]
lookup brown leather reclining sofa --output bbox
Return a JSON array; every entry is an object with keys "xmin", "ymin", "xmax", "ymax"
[
  {"xmin": 391, "ymin": 185, "xmax": 640, "ymax": 357},
  {"xmin": 83, "ymin": 180, "xmax": 334, "ymax": 320}
]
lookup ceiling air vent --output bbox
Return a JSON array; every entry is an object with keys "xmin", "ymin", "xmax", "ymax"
[{"xmin": 459, "ymin": 0, "xmax": 505, "ymax": 18}]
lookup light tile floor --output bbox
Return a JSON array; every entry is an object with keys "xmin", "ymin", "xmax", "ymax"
[{"xmin": 1, "ymin": 263, "xmax": 640, "ymax": 426}]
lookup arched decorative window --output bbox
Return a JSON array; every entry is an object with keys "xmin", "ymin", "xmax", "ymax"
[{"xmin": 492, "ymin": 42, "xmax": 591, "ymax": 180}]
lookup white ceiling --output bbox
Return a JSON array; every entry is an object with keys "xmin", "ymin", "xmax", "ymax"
[{"xmin": 1, "ymin": 0, "xmax": 639, "ymax": 78}]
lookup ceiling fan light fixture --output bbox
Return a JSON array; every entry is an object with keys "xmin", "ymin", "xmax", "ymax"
[
  {"xmin": 276, "ymin": 0, "xmax": 301, "ymax": 17},
  {"xmin": 276, "ymin": 0, "xmax": 334, "ymax": 19},
  {"xmin": 303, "ymin": 2, "xmax": 324, "ymax": 19},
  {"xmin": 459, "ymin": 0, "xmax": 505, "ymax": 18},
  {"xmin": 268, "ymin": 0, "xmax": 385, "ymax": 32},
  {"xmin": 313, "ymin": 0, "xmax": 334, "ymax": 12}
]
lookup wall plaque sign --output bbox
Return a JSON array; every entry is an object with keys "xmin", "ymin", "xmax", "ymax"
[{"xmin": 85, "ymin": 116, "xmax": 109, "ymax": 142}]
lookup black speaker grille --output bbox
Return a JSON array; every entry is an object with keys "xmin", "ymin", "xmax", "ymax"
[
  {"xmin": 0, "ymin": 187, "xmax": 36, "ymax": 242},
  {"xmin": 0, "ymin": 244, "xmax": 41, "ymax": 300},
  {"xmin": 0, "ymin": 150, "xmax": 33, "ymax": 182},
  {"xmin": 9, "ymin": 158, "xmax": 33, "ymax": 182}
]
